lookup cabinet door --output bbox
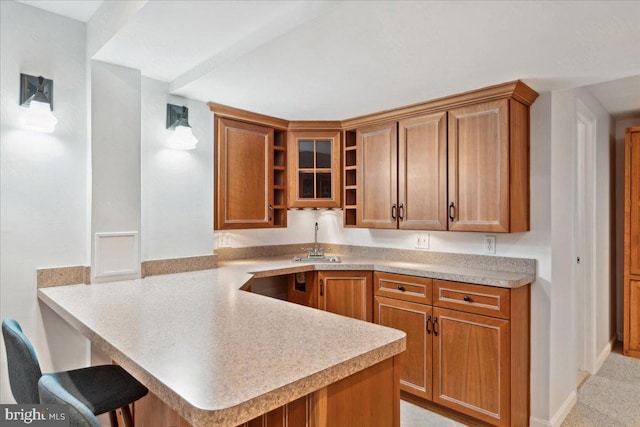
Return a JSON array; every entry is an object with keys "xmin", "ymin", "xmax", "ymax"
[
  {"xmin": 629, "ymin": 279, "xmax": 640, "ymax": 352},
  {"xmin": 628, "ymin": 130, "xmax": 640, "ymax": 276},
  {"xmin": 357, "ymin": 122, "xmax": 398, "ymax": 229},
  {"xmin": 287, "ymin": 130, "xmax": 341, "ymax": 208},
  {"xmin": 433, "ymin": 307, "xmax": 510, "ymax": 427},
  {"xmin": 215, "ymin": 118, "xmax": 273, "ymax": 229},
  {"xmin": 318, "ymin": 271, "xmax": 373, "ymax": 322},
  {"xmin": 374, "ymin": 296, "xmax": 432, "ymax": 400},
  {"xmin": 398, "ymin": 112, "xmax": 448, "ymax": 230},
  {"xmin": 448, "ymin": 100, "xmax": 510, "ymax": 232}
]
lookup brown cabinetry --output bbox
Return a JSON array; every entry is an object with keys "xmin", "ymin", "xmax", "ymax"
[
  {"xmin": 374, "ymin": 273, "xmax": 530, "ymax": 427},
  {"xmin": 432, "ymin": 306, "xmax": 510, "ymax": 425},
  {"xmin": 212, "ymin": 105, "xmax": 287, "ymax": 230},
  {"xmin": 318, "ymin": 271, "xmax": 372, "ymax": 322},
  {"xmin": 624, "ymin": 126, "xmax": 640, "ymax": 358},
  {"xmin": 344, "ymin": 81, "xmax": 537, "ymax": 232},
  {"xmin": 375, "ymin": 295, "xmax": 433, "ymax": 401},
  {"xmin": 348, "ymin": 113, "xmax": 447, "ymax": 230},
  {"xmin": 448, "ymin": 99, "xmax": 530, "ymax": 232},
  {"xmin": 287, "ymin": 130, "xmax": 341, "ymax": 208}
]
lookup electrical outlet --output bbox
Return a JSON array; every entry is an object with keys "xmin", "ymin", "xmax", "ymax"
[
  {"xmin": 484, "ymin": 235, "xmax": 496, "ymax": 254},
  {"xmin": 218, "ymin": 233, "xmax": 231, "ymax": 248},
  {"xmin": 415, "ymin": 233, "xmax": 430, "ymax": 250}
]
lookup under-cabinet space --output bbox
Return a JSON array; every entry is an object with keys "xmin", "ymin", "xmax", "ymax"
[{"xmin": 248, "ymin": 275, "xmax": 289, "ymax": 301}]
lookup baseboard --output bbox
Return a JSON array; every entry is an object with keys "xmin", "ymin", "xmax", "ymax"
[
  {"xmin": 594, "ymin": 335, "xmax": 617, "ymax": 373},
  {"xmin": 530, "ymin": 391, "xmax": 577, "ymax": 427}
]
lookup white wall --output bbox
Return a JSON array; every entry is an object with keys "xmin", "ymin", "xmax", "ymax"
[
  {"xmin": 141, "ymin": 77, "xmax": 214, "ymax": 260},
  {"xmin": 546, "ymin": 86, "xmax": 613, "ymax": 424},
  {"xmin": 614, "ymin": 116, "xmax": 640, "ymax": 340},
  {"xmin": 0, "ymin": 1, "xmax": 89, "ymax": 402},
  {"xmin": 91, "ymin": 61, "xmax": 142, "ymax": 282}
]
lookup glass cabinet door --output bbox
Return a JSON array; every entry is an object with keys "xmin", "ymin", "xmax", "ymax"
[{"xmin": 288, "ymin": 131, "xmax": 341, "ymax": 208}]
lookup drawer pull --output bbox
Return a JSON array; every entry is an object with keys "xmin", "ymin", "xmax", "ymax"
[
  {"xmin": 426, "ymin": 315, "xmax": 432, "ymax": 334},
  {"xmin": 463, "ymin": 295, "xmax": 471, "ymax": 302},
  {"xmin": 397, "ymin": 285, "xmax": 406, "ymax": 292}
]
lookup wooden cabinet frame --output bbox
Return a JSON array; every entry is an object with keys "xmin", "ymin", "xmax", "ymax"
[
  {"xmin": 624, "ymin": 126, "xmax": 640, "ymax": 358},
  {"xmin": 287, "ymin": 130, "xmax": 341, "ymax": 208},
  {"xmin": 211, "ymin": 104, "xmax": 287, "ymax": 230},
  {"xmin": 373, "ymin": 272, "xmax": 530, "ymax": 427}
]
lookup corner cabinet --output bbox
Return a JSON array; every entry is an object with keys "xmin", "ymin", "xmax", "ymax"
[
  {"xmin": 318, "ymin": 271, "xmax": 373, "ymax": 322},
  {"xmin": 212, "ymin": 105, "xmax": 287, "ymax": 230},
  {"xmin": 287, "ymin": 130, "xmax": 341, "ymax": 208},
  {"xmin": 624, "ymin": 126, "xmax": 640, "ymax": 358}
]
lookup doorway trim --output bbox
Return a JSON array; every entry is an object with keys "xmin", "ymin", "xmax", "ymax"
[{"xmin": 574, "ymin": 99, "xmax": 597, "ymax": 375}]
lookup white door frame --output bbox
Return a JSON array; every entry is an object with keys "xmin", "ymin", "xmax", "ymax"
[{"xmin": 574, "ymin": 99, "xmax": 597, "ymax": 374}]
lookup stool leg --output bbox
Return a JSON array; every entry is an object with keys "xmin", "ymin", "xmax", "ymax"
[
  {"xmin": 121, "ymin": 405, "xmax": 134, "ymax": 427},
  {"xmin": 109, "ymin": 410, "xmax": 119, "ymax": 427}
]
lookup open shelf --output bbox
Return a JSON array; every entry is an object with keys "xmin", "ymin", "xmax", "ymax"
[{"xmin": 343, "ymin": 130, "xmax": 358, "ymax": 227}]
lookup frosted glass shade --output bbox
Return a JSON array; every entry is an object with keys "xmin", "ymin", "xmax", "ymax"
[
  {"xmin": 23, "ymin": 100, "xmax": 57, "ymax": 133},
  {"xmin": 168, "ymin": 125, "xmax": 198, "ymax": 150}
]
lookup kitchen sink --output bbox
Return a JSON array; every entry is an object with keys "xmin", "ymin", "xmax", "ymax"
[{"xmin": 292, "ymin": 256, "xmax": 341, "ymax": 263}]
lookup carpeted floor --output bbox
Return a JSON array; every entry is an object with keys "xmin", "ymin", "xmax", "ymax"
[{"xmin": 562, "ymin": 344, "xmax": 640, "ymax": 426}]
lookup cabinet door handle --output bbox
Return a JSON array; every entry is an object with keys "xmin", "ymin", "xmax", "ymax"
[
  {"xmin": 391, "ymin": 203, "xmax": 397, "ymax": 220},
  {"xmin": 319, "ymin": 279, "xmax": 324, "ymax": 296},
  {"xmin": 433, "ymin": 317, "xmax": 439, "ymax": 336},
  {"xmin": 397, "ymin": 285, "xmax": 405, "ymax": 292},
  {"xmin": 463, "ymin": 295, "xmax": 471, "ymax": 302},
  {"xmin": 398, "ymin": 203, "xmax": 404, "ymax": 221},
  {"xmin": 448, "ymin": 202, "xmax": 455, "ymax": 222},
  {"xmin": 268, "ymin": 204, "xmax": 273, "ymax": 221},
  {"xmin": 426, "ymin": 315, "xmax": 432, "ymax": 334}
]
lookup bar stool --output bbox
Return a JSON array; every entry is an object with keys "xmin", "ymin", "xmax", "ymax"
[
  {"xmin": 2, "ymin": 318, "xmax": 148, "ymax": 427},
  {"xmin": 39, "ymin": 375, "xmax": 102, "ymax": 427}
]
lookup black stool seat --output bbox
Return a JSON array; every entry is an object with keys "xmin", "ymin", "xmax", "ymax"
[{"xmin": 45, "ymin": 365, "xmax": 148, "ymax": 416}]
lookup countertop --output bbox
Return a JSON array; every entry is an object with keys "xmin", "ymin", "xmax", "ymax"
[{"xmin": 37, "ymin": 254, "xmax": 534, "ymax": 426}]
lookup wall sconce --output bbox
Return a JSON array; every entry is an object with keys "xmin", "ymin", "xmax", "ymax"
[
  {"xmin": 20, "ymin": 74, "xmax": 58, "ymax": 133},
  {"xmin": 166, "ymin": 104, "xmax": 198, "ymax": 150}
]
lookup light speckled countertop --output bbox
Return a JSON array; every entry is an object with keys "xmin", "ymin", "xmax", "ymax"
[{"xmin": 37, "ymin": 254, "xmax": 533, "ymax": 426}]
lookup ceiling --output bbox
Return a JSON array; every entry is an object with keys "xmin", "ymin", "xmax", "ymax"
[
  {"xmin": 17, "ymin": 0, "xmax": 103, "ymax": 22},
  {"xmin": 17, "ymin": 0, "xmax": 640, "ymax": 120}
]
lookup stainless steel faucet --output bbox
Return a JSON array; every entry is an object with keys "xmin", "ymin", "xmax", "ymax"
[{"xmin": 302, "ymin": 222, "xmax": 330, "ymax": 258}]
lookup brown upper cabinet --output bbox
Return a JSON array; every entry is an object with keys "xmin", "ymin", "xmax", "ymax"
[
  {"xmin": 287, "ymin": 130, "xmax": 341, "ymax": 208},
  {"xmin": 352, "ymin": 113, "xmax": 448, "ymax": 230},
  {"xmin": 343, "ymin": 81, "xmax": 537, "ymax": 232},
  {"xmin": 448, "ymin": 99, "xmax": 529, "ymax": 232},
  {"xmin": 210, "ymin": 80, "xmax": 537, "ymax": 232},
  {"xmin": 211, "ymin": 103, "xmax": 287, "ymax": 230}
]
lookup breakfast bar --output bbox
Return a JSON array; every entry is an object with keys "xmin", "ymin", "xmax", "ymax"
[{"xmin": 37, "ymin": 255, "xmax": 533, "ymax": 426}]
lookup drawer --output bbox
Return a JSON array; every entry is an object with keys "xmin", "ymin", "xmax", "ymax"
[
  {"xmin": 374, "ymin": 272, "xmax": 432, "ymax": 305},
  {"xmin": 433, "ymin": 280, "xmax": 510, "ymax": 319}
]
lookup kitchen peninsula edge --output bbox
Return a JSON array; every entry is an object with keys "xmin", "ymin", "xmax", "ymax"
[{"xmin": 37, "ymin": 253, "xmax": 533, "ymax": 426}]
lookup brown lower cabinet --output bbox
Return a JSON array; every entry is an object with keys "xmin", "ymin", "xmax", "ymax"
[
  {"xmin": 317, "ymin": 271, "xmax": 373, "ymax": 322},
  {"xmin": 134, "ymin": 356, "xmax": 400, "ymax": 427},
  {"xmin": 374, "ymin": 272, "xmax": 530, "ymax": 427}
]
